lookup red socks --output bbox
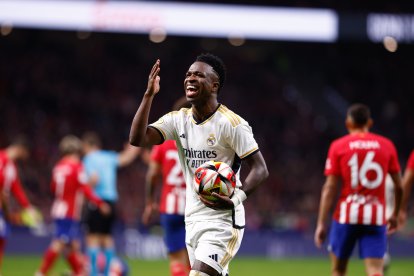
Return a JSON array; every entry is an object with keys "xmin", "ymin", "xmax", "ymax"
[
  {"xmin": 39, "ymin": 248, "xmax": 59, "ymax": 274},
  {"xmin": 66, "ymin": 251, "xmax": 84, "ymax": 275},
  {"xmin": 170, "ymin": 262, "xmax": 190, "ymax": 276},
  {"xmin": 0, "ymin": 238, "xmax": 5, "ymax": 269}
]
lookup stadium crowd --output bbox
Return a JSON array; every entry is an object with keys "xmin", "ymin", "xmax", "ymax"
[{"xmin": 0, "ymin": 28, "xmax": 413, "ymax": 233}]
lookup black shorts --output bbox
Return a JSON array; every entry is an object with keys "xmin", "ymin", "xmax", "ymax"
[{"xmin": 85, "ymin": 200, "xmax": 116, "ymax": 235}]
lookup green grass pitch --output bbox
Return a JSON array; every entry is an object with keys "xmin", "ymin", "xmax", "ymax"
[{"xmin": 3, "ymin": 255, "xmax": 413, "ymax": 275}]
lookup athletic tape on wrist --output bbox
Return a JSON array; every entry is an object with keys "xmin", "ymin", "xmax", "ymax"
[{"xmin": 231, "ymin": 189, "xmax": 247, "ymax": 207}]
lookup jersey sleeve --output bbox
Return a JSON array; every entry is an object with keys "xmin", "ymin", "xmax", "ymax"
[
  {"xmin": 228, "ymin": 122, "xmax": 259, "ymax": 159},
  {"xmin": 10, "ymin": 179, "xmax": 30, "ymax": 208},
  {"xmin": 3, "ymin": 163, "xmax": 30, "ymax": 208},
  {"xmin": 406, "ymin": 150, "xmax": 414, "ymax": 171},
  {"xmin": 108, "ymin": 151, "xmax": 120, "ymax": 167},
  {"xmin": 324, "ymin": 142, "xmax": 340, "ymax": 176},
  {"xmin": 77, "ymin": 165, "xmax": 89, "ymax": 186},
  {"xmin": 81, "ymin": 184, "xmax": 104, "ymax": 206},
  {"xmin": 149, "ymin": 112, "xmax": 176, "ymax": 141},
  {"xmin": 82, "ymin": 156, "xmax": 95, "ymax": 177},
  {"xmin": 387, "ymin": 141, "xmax": 401, "ymax": 174}
]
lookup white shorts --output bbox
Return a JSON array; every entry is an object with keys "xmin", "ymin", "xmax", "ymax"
[{"xmin": 186, "ymin": 220, "xmax": 244, "ymax": 274}]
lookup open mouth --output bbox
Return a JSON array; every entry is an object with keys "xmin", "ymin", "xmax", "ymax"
[{"xmin": 186, "ymin": 85, "xmax": 199, "ymax": 97}]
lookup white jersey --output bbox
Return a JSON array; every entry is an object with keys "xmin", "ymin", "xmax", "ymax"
[{"xmin": 150, "ymin": 104, "xmax": 259, "ymax": 227}]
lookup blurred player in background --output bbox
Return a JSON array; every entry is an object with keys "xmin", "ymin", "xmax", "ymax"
[
  {"xmin": 0, "ymin": 137, "xmax": 41, "ymax": 272},
  {"xmin": 142, "ymin": 97, "xmax": 191, "ymax": 276},
  {"xmin": 36, "ymin": 135, "xmax": 110, "ymax": 276},
  {"xmin": 129, "ymin": 54, "xmax": 268, "ymax": 276},
  {"xmin": 314, "ymin": 103, "xmax": 403, "ymax": 276},
  {"xmin": 399, "ymin": 150, "xmax": 414, "ymax": 227},
  {"xmin": 82, "ymin": 132, "xmax": 140, "ymax": 276}
]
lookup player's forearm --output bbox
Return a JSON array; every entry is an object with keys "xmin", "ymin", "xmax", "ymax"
[
  {"xmin": 118, "ymin": 146, "xmax": 141, "ymax": 167},
  {"xmin": 400, "ymin": 170, "xmax": 414, "ymax": 212},
  {"xmin": 82, "ymin": 185, "xmax": 104, "ymax": 206},
  {"xmin": 129, "ymin": 93, "xmax": 155, "ymax": 147},
  {"xmin": 11, "ymin": 180, "xmax": 30, "ymax": 208},
  {"xmin": 145, "ymin": 178, "xmax": 157, "ymax": 204},
  {"xmin": 241, "ymin": 152, "xmax": 268, "ymax": 197},
  {"xmin": 317, "ymin": 181, "xmax": 337, "ymax": 226},
  {"xmin": 242, "ymin": 164, "xmax": 269, "ymax": 197},
  {"xmin": 393, "ymin": 183, "xmax": 403, "ymax": 217}
]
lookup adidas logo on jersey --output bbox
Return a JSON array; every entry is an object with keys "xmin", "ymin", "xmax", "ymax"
[
  {"xmin": 208, "ymin": 254, "xmax": 218, "ymax": 262},
  {"xmin": 180, "ymin": 133, "xmax": 186, "ymax": 138}
]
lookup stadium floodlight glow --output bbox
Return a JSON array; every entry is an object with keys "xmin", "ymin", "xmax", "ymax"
[
  {"xmin": 0, "ymin": 0, "xmax": 338, "ymax": 42},
  {"xmin": 367, "ymin": 13, "xmax": 414, "ymax": 43}
]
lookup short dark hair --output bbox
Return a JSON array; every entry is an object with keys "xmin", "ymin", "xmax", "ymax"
[
  {"xmin": 82, "ymin": 131, "xmax": 102, "ymax": 148},
  {"xmin": 347, "ymin": 103, "xmax": 371, "ymax": 127},
  {"xmin": 196, "ymin": 53, "xmax": 226, "ymax": 92}
]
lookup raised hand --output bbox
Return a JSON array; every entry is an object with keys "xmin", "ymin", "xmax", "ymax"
[{"xmin": 146, "ymin": 59, "xmax": 161, "ymax": 96}]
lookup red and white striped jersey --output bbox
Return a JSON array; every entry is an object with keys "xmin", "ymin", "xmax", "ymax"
[
  {"xmin": 325, "ymin": 132, "xmax": 400, "ymax": 226},
  {"xmin": 151, "ymin": 140, "xmax": 186, "ymax": 215},
  {"xmin": 50, "ymin": 157, "xmax": 103, "ymax": 220},
  {"xmin": 0, "ymin": 150, "xmax": 30, "ymax": 209}
]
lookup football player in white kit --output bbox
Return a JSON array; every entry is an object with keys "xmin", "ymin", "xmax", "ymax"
[{"xmin": 129, "ymin": 54, "xmax": 269, "ymax": 276}]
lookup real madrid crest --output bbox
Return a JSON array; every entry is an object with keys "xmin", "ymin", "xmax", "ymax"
[{"xmin": 206, "ymin": 134, "xmax": 216, "ymax": 146}]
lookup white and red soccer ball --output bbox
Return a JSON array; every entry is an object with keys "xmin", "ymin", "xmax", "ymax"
[{"xmin": 194, "ymin": 161, "xmax": 236, "ymax": 201}]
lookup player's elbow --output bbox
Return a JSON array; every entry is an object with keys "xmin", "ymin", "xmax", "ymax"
[
  {"xmin": 258, "ymin": 165, "xmax": 269, "ymax": 182},
  {"xmin": 129, "ymin": 135, "xmax": 142, "ymax": 147},
  {"xmin": 262, "ymin": 166, "xmax": 269, "ymax": 181}
]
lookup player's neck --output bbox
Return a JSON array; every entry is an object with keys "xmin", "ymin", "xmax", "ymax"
[
  {"xmin": 348, "ymin": 128, "xmax": 369, "ymax": 135},
  {"xmin": 63, "ymin": 154, "xmax": 80, "ymax": 162},
  {"xmin": 192, "ymin": 101, "xmax": 220, "ymax": 122},
  {"xmin": 84, "ymin": 146, "xmax": 99, "ymax": 154}
]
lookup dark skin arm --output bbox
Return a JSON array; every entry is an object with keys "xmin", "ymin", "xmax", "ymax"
[
  {"xmin": 129, "ymin": 59, "xmax": 164, "ymax": 147},
  {"xmin": 314, "ymin": 175, "xmax": 339, "ymax": 248},
  {"xmin": 200, "ymin": 151, "xmax": 269, "ymax": 210}
]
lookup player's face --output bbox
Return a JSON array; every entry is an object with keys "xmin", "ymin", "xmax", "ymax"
[
  {"xmin": 184, "ymin": 62, "xmax": 219, "ymax": 103},
  {"xmin": 16, "ymin": 147, "xmax": 29, "ymax": 161}
]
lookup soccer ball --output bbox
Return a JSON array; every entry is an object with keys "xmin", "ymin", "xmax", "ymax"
[{"xmin": 194, "ymin": 161, "xmax": 236, "ymax": 201}]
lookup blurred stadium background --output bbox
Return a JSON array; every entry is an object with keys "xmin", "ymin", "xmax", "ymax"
[{"xmin": 1, "ymin": 0, "xmax": 414, "ymax": 275}]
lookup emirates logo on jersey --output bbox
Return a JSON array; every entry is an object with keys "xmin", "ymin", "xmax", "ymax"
[{"xmin": 207, "ymin": 134, "xmax": 216, "ymax": 146}]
